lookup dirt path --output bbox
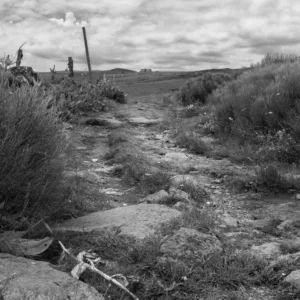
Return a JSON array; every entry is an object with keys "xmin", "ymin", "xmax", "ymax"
[
  {"xmin": 65, "ymin": 92, "xmax": 300, "ymax": 235},
  {"xmin": 59, "ymin": 91, "xmax": 300, "ymax": 299}
]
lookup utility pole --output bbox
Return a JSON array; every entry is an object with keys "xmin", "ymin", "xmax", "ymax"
[{"xmin": 82, "ymin": 27, "xmax": 92, "ymax": 83}]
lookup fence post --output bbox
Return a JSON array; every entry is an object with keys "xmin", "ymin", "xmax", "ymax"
[
  {"xmin": 68, "ymin": 57, "xmax": 74, "ymax": 77},
  {"xmin": 16, "ymin": 48, "xmax": 23, "ymax": 67},
  {"xmin": 82, "ymin": 27, "xmax": 92, "ymax": 83}
]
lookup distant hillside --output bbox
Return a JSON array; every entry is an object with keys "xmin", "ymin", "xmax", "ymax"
[
  {"xmin": 106, "ymin": 68, "xmax": 136, "ymax": 74},
  {"xmin": 39, "ymin": 68, "xmax": 136, "ymax": 75}
]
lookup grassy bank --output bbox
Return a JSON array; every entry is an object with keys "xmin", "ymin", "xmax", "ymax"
[{"xmin": 165, "ymin": 54, "xmax": 300, "ymax": 192}]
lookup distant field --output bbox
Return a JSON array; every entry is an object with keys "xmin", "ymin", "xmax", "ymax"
[
  {"xmin": 39, "ymin": 71, "xmax": 195, "ymax": 97},
  {"xmin": 39, "ymin": 68, "xmax": 245, "ymax": 98}
]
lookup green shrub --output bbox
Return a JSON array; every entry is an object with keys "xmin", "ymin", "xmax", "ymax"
[
  {"xmin": 0, "ymin": 84, "xmax": 68, "ymax": 221},
  {"xmin": 178, "ymin": 72, "xmax": 233, "ymax": 106},
  {"xmin": 260, "ymin": 52, "xmax": 299, "ymax": 67},
  {"xmin": 211, "ymin": 58, "xmax": 300, "ymax": 145},
  {"xmin": 255, "ymin": 130, "xmax": 300, "ymax": 163}
]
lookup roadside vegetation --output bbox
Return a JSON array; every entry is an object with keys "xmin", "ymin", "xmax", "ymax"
[
  {"xmin": 0, "ymin": 63, "xmax": 126, "ymax": 225},
  {"xmin": 3, "ymin": 51, "xmax": 300, "ymax": 299},
  {"xmin": 0, "ymin": 74, "xmax": 68, "ymax": 223},
  {"xmin": 167, "ymin": 53, "xmax": 300, "ymax": 192}
]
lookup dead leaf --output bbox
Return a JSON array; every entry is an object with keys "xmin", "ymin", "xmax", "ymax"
[{"xmin": 0, "ymin": 236, "xmax": 53, "ymax": 256}]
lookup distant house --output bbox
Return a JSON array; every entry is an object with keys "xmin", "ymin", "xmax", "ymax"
[{"xmin": 140, "ymin": 68, "xmax": 152, "ymax": 73}]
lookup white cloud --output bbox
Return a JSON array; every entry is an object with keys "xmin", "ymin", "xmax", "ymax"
[
  {"xmin": 49, "ymin": 12, "xmax": 88, "ymax": 27},
  {"xmin": 1, "ymin": 0, "xmax": 300, "ymax": 72}
]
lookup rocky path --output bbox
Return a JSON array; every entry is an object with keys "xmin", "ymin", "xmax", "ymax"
[
  {"xmin": 58, "ymin": 92, "xmax": 300, "ymax": 296},
  {"xmin": 6, "ymin": 92, "xmax": 300, "ymax": 299},
  {"xmin": 52, "ymin": 93, "xmax": 300, "ymax": 297}
]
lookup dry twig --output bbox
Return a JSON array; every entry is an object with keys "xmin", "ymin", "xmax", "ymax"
[{"xmin": 58, "ymin": 241, "xmax": 139, "ymax": 300}]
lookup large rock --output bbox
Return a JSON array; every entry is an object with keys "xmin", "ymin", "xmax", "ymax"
[
  {"xmin": 160, "ymin": 227, "xmax": 223, "ymax": 258},
  {"xmin": 284, "ymin": 270, "xmax": 300, "ymax": 289},
  {"xmin": 0, "ymin": 253, "xmax": 104, "ymax": 300},
  {"xmin": 55, "ymin": 204, "xmax": 181, "ymax": 240}
]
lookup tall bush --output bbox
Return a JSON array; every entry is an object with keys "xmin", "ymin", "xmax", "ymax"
[
  {"xmin": 0, "ymin": 83, "xmax": 68, "ymax": 221},
  {"xmin": 178, "ymin": 72, "xmax": 233, "ymax": 106}
]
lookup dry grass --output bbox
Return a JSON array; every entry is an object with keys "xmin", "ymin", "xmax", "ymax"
[{"xmin": 0, "ymin": 83, "xmax": 69, "ymax": 222}]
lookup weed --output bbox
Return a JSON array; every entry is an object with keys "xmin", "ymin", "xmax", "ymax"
[
  {"xmin": 255, "ymin": 164, "xmax": 291, "ymax": 191},
  {"xmin": 107, "ymin": 131, "xmax": 129, "ymax": 147}
]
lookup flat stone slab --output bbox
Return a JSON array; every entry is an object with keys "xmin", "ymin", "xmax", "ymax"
[
  {"xmin": 0, "ymin": 253, "xmax": 104, "ymax": 300},
  {"xmin": 55, "ymin": 204, "xmax": 181, "ymax": 240},
  {"xmin": 164, "ymin": 152, "xmax": 189, "ymax": 161},
  {"xmin": 128, "ymin": 117, "xmax": 159, "ymax": 125}
]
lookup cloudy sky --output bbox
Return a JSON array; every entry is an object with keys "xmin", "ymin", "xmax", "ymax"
[{"xmin": 1, "ymin": 0, "xmax": 300, "ymax": 72}]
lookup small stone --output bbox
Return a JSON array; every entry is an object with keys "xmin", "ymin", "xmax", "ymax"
[
  {"xmin": 251, "ymin": 242, "xmax": 281, "ymax": 258},
  {"xmin": 213, "ymin": 190, "xmax": 222, "ymax": 195},
  {"xmin": 173, "ymin": 201, "xmax": 189, "ymax": 211},
  {"xmin": 214, "ymin": 179, "xmax": 222, "ymax": 184},
  {"xmin": 221, "ymin": 215, "xmax": 239, "ymax": 227},
  {"xmin": 169, "ymin": 187, "xmax": 190, "ymax": 203},
  {"xmin": 139, "ymin": 190, "xmax": 169, "ymax": 204},
  {"xmin": 189, "ymin": 171, "xmax": 200, "ymax": 174}
]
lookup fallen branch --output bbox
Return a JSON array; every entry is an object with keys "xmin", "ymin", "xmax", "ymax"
[{"xmin": 58, "ymin": 241, "xmax": 139, "ymax": 300}]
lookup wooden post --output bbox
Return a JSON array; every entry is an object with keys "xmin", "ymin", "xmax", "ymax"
[
  {"xmin": 16, "ymin": 49, "xmax": 23, "ymax": 67},
  {"xmin": 68, "ymin": 57, "xmax": 74, "ymax": 77},
  {"xmin": 82, "ymin": 27, "xmax": 92, "ymax": 83}
]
